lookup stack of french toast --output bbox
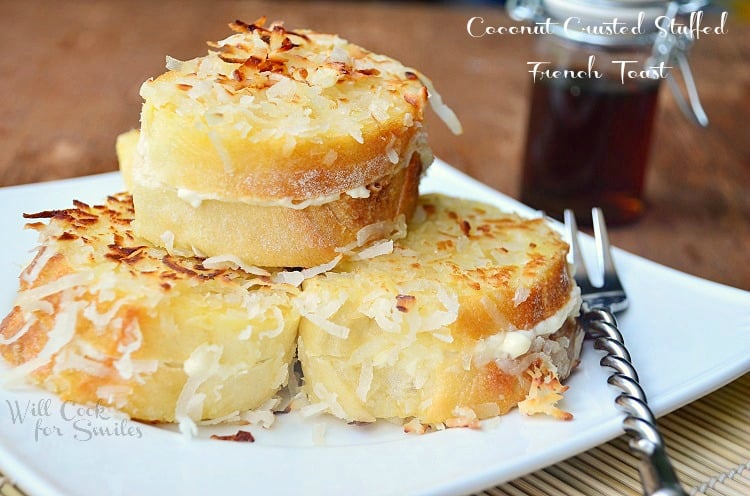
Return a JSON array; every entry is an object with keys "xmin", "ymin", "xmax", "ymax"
[{"xmin": 0, "ymin": 18, "xmax": 582, "ymax": 434}]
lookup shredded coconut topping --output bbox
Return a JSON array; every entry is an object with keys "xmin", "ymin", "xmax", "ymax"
[
  {"xmin": 175, "ymin": 344, "xmax": 224, "ymax": 437},
  {"xmin": 141, "ymin": 17, "xmax": 460, "ymax": 149},
  {"xmin": 202, "ymin": 254, "xmax": 271, "ymax": 277}
]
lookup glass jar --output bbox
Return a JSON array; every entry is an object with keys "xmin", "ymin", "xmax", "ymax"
[{"xmin": 508, "ymin": 0, "xmax": 707, "ymax": 225}]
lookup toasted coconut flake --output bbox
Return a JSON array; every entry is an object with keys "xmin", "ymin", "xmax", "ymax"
[
  {"xmin": 175, "ymin": 344, "xmax": 224, "ymax": 438},
  {"xmin": 240, "ymin": 397, "xmax": 281, "ymax": 428},
  {"xmin": 273, "ymin": 255, "xmax": 342, "ymax": 287},
  {"xmin": 21, "ymin": 246, "xmax": 54, "ymax": 285},
  {"xmin": 113, "ymin": 319, "xmax": 145, "ymax": 380},
  {"xmin": 336, "ymin": 215, "xmax": 407, "ymax": 255},
  {"xmin": 517, "ymin": 362, "xmax": 573, "ymax": 421},
  {"xmin": 202, "ymin": 254, "xmax": 271, "ymax": 277},
  {"xmin": 513, "ymin": 286, "xmax": 531, "ymax": 307},
  {"xmin": 356, "ymin": 360, "xmax": 373, "ymax": 402},
  {"xmin": 445, "ymin": 407, "xmax": 480, "ymax": 429},
  {"xmin": 353, "ymin": 240, "xmax": 393, "ymax": 261},
  {"xmin": 395, "ymin": 294, "xmax": 416, "ymax": 313},
  {"xmin": 15, "ymin": 272, "xmax": 94, "ymax": 311},
  {"xmin": 308, "ymin": 383, "xmax": 348, "ymax": 419},
  {"xmin": 299, "ymin": 400, "xmax": 327, "ymax": 418},
  {"xmin": 142, "ymin": 19, "xmax": 460, "ymax": 147},
  {"xmin": 403, "ymin": 417, "xmax": 427, "ymax": 435},
  {"xmin": 302, "ymin": 312, "xmax": 350, "ymax": 340},
  {"xmin": 165, "ymin": 55, "xmax": 186, "ymax": 71},
  {"xmin": 211, "ymin": 430, "xmax": 255, "ymax": 442},
  {"xmin": 160, "ymin": 230, "xmax": 176, "ymax": 253},
  {"xmin": 409, "ymin": 69, "xmax": 463, "ymax": 135},
  {"xmin": 198, "ymin": 410, "xmax": 241, "ymax": 426},
  {"xmin": 0, "ymin": 317, "xmax": 35, "ymax": 346}
]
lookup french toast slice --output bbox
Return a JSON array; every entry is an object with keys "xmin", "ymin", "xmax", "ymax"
[
  {"xmin": 130, "ymin": 18, "xmax": 460, "ymax": 267},
  {"xmin": 136, "ymin": 18, "xmax": 443, "ymax": 202},
  {"xmin": 297, "ymin": 194, "xmax": 583, "ymax": 425},
  {"xmin": 0, "ymin": 194, "xmax": 299, "ymax": 427}
]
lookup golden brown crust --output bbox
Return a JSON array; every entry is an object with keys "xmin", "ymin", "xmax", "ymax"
[
  {"xmin": 341, "ymin": 194, "xmax": 574, "ymax": 332},
  {"xmin": 132, "ymin": 151, "xmax": 422, "ymax": 268},
  {"xmin": 0, "ymin": 194, "xmax": 299, "ymax": 423},
  {"xmin": 454, "ymin": 248, "xmax": 572, "ymax": 339}
]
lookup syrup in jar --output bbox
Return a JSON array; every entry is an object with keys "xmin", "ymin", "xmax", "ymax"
[{"xmin": 521, "ymin": 76, "xmax": 661, "ymax": 225}]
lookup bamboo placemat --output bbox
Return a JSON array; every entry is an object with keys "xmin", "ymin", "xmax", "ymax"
[
  {"xmin": 1, "ymin": 374, "xmax": 748, "ymax": 496},
  {"xmin": 479, "ymin": 373, "xmax": 750, "ymax": 496}
]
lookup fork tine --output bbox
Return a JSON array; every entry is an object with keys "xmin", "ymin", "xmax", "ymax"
[
  {"xmin": 576, "ymin": 210, "xmax": 679, "ymax": 494},
  {"xmin": 564, "ymin": 209, "xmax": 590, "ymax": 288},
  {"xmin": 592, "ymin": 208, "xmax": 619, "ymax": 286}
]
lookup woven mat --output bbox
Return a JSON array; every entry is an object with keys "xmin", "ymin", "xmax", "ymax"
[
  {"xmin": 1, "ymin": 374, "xmax": 748, "ymax": 496},
  {"xmin": 479, "ymin": 373, "xmax": 750, "ymax": 496}
]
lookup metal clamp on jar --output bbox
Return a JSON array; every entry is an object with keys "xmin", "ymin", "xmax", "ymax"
[{"xmin": 508, "ymin": 0, "xmax": 709, "ymax": 224}]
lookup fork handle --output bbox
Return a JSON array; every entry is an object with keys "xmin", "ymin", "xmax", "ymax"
[{"xmin": 583, "ymin": 307, "xmax": 687, "ymax": 496}]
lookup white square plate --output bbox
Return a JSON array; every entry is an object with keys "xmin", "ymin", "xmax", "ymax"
[{"xmin": 1, "ymin": 160, "xmax": 748, "ymax": 496}]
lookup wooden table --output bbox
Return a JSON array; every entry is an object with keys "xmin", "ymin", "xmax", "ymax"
[{"xmin": 0, "ymin": 1, "xmax": 747, "ymax": 290}]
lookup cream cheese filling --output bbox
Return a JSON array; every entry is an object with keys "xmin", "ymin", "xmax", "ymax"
[
  {"xmin": 174, "ymin": 186, "xmax": 349, "ymax": 210},
  {"xmin": 472, "ymin": 284, "xmax": 582, "ymax": 366}
]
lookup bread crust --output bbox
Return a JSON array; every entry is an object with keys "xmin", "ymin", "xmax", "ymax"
[
  {"xmin": 0, "ymin": 194, "xmax": 299, "ymax": 422},
  {"xmin": 132, "ymin": 151, "xmax": 423, "ymax": 268}
]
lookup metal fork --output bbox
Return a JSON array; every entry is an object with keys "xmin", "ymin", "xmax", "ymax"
[{"xmin": 565, "ymin": 208, "xmax": 687, "ymax": 496}]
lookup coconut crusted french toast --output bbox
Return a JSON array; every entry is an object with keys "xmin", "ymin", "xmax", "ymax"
[
  {"xmin": 0, "ymin": 18, "xmax": 582, "ymax": 433},
  {"xmin": 0, "ymin": 193, "xmax": 582, "ymax": 430},
  {"xmin": 128, "ymin": 17, "xmax": 461, "ymax": 268},
  {"xmin": 0, "ymin": 194, "xmax": 299, "ymax": 431},
  {"xmin": 298, "ymin": 194, "xmax": 583, "ymax": 427}
]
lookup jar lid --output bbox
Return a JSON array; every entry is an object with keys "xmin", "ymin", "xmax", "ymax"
[
  {"xmin": 508, "ymin": 0, "xmax": 710, "ymax": 125},
  {"xmin": 546, "ymin": 0, "xmax": 668, "ymax": 46},
  {"xmin": 544, "ymin": 0, "xmax": 668, "ymax": 33},
  {"xmin": 509, "ymin": 0, "xmax": 708, "ymax": 46}
]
